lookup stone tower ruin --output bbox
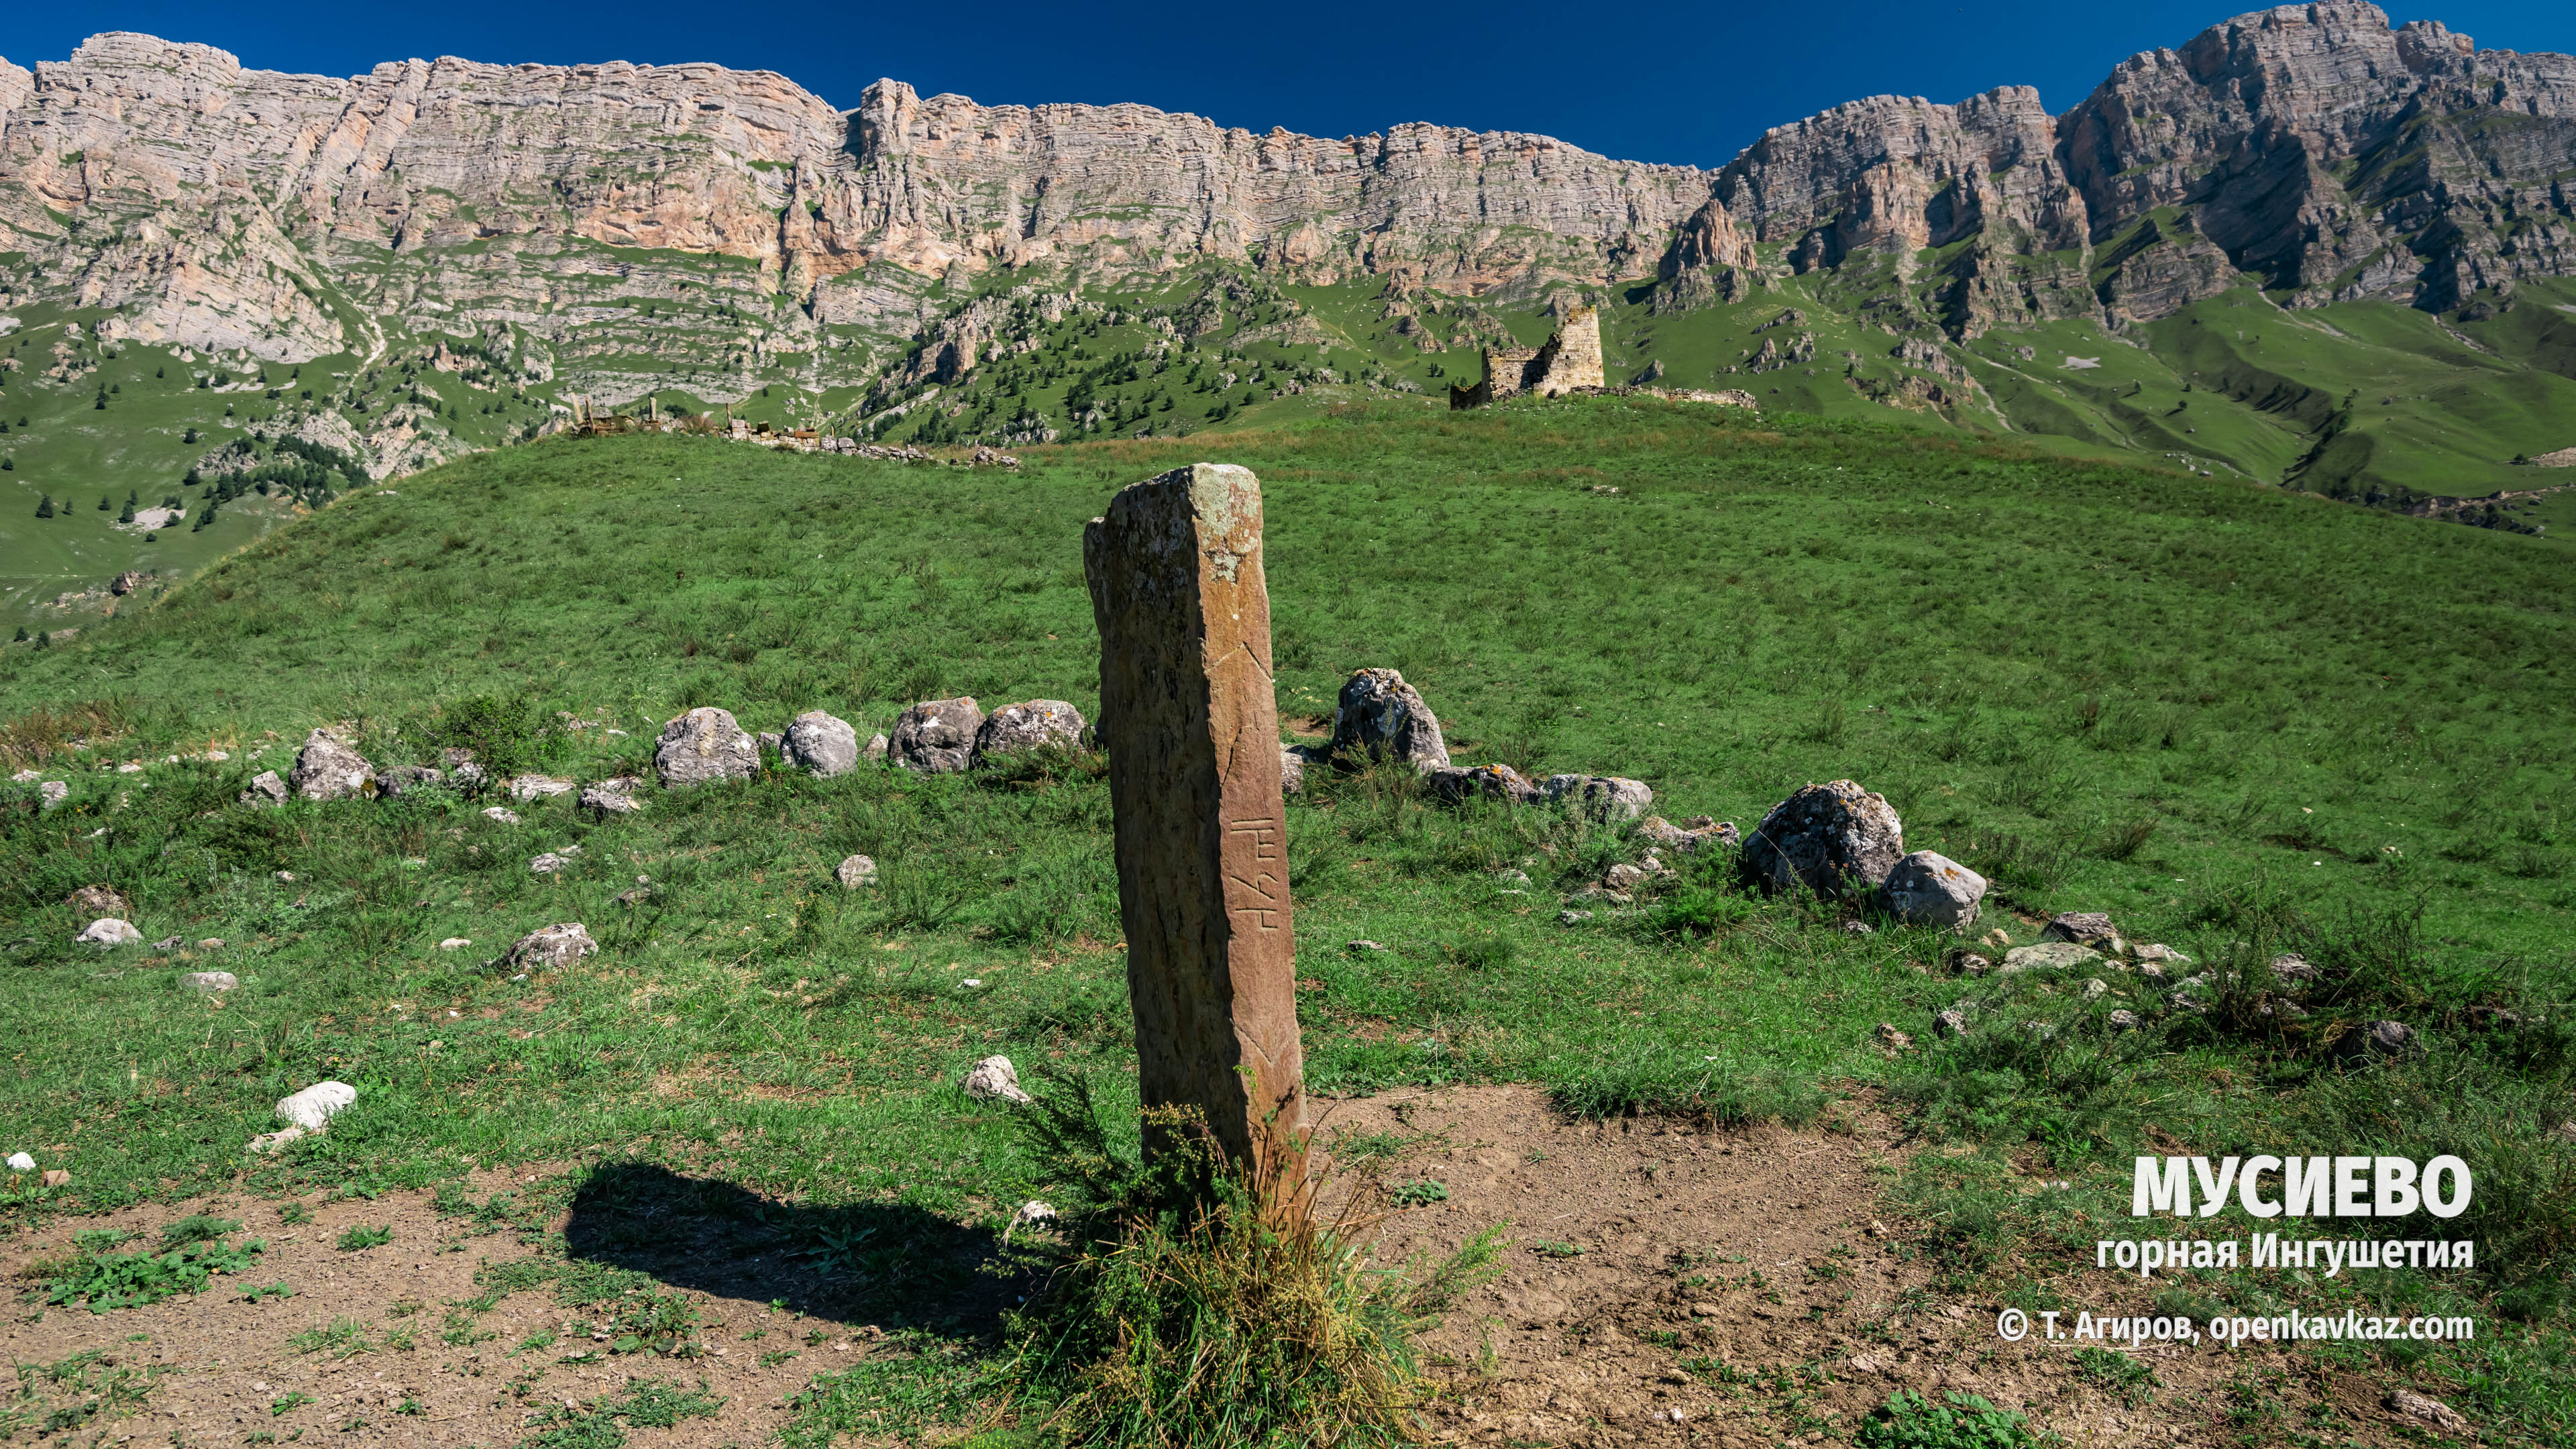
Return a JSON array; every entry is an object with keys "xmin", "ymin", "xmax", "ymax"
[{"xmin": 1449, "ymin": 305, "xmax": 1605, "ymax": 409}]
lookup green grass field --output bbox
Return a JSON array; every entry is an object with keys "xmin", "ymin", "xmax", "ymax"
[{"xmin": 1, "ymin": 401, "xmax": 2569, "ymax": 1444}]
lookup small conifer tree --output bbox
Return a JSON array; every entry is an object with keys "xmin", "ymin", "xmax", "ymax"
[{"xmin": 35, "ymin": 495, "xmax": 53, "ymax": 518}]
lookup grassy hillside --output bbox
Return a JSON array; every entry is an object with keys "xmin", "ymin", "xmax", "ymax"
[
  {"xmin": 7, "ymin": 266, "xmax": 2574, "ymax": 621},
  {"xmin": 1, "ymin": 403, "xmax": 2571, "ymax": 1442}
]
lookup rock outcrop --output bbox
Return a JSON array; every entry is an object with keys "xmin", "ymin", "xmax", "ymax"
[
  {"xmin": 1658, "ymin": 5, "xmax": 2576, "ymax": 330},
  {"xmin": 2, "ymin": 5, "xmax": 2568, "ymax": 409}
]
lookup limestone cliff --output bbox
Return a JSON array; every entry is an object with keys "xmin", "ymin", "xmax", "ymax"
[
  {"xmin": 3, "ymin": 3, "xmax": 2573, "ymax": 393},
  {"xmin": 1652, "ymin": 3, "xmax": 2576, "ymax": 332},
  {"xmin": 0, "ymin": 35, "xmax": 1706, "ymax": 393}
]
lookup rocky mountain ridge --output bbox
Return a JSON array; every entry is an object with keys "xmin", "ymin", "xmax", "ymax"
[{"xmin": 0, "ymin": 3, "xmax": 2570, "ymax": 391}]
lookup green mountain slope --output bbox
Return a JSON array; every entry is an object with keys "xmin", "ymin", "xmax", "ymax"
[{"xmin": 5, "ymin": 263, "xmax": 2572, "ymax": 626}]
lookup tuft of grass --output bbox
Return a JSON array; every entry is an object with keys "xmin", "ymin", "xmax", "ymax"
[
  {"xmin": 1857, "ymin": 1389, "xmax": 2041, "ymax": 1449},
  {"xmin": 44, "ymin": 1229, "xmax": 265, "ymax": 1313},
  {"xmin": 2069, "ymin": 1346, "xmax": 2157, "ymax": 1407},
  {"xmin": 1001, "ymin": 1099, "xmax": 1497, "ymax": 1448},
  {"xmin": 335, "ymin": 1224, "xmax": 393, "ymax": 1252},
  {"xmin": 519, "ymin": 1379, "xmax": 722, "ymax": 1449}
]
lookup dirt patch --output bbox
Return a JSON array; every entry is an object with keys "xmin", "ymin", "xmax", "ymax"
[
  {"xmin": 0, "ymin": 1168, "xmax": 932, "ymax": 1449},
  {"xmin": 2, "ymin": 1089, "xmax": 2455, "ymax": 1448},
  {"xmin": 1326, "ymin": 1085, "xmax": 2440, "ymax": 1448}
]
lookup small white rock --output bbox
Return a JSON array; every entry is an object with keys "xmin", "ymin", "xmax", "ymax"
[
  {"xmin": 5, "ymin": 1152, "xmax": 33, "ymax": 1172},
  {"xmin": 482, "ymin": 806, "xmax": 521, "ymax": 825},
  {"xmin": 961, "ymin": 1055, "xmax": 1032, "ymax": 1104},
  {"xmin": 274, "ymin": 1081, "xmax": 357, "ymax": 1132},
  {"xmin": 184, "ymin": 971, "xmax": 238, "ymax": 993},
  {"xmin": 75, "ymin": 918, "xmax": 143, "ymax": 948},
  {"xmin": 439, "ymin": 937, "xmax": 472, "ymax": 951}
]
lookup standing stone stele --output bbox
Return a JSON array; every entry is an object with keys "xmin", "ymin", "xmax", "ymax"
[{"xmin": 1085, "ymin": 463, "xmax": 1305, "ymax": 1185}]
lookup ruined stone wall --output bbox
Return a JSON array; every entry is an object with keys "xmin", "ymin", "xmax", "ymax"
[
  {"xmin": 1448, "ymin": 307, "xmax": 1602, "ymax": 407},
  {"xmin": 1527, "ymin": 306, "xmax": 1603, "ymax": 395}
]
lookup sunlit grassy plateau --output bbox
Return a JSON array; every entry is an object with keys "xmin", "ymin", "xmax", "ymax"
[{"xmin": 0, "ymin": 398, "xmax": 2570, "ymax": 1442}]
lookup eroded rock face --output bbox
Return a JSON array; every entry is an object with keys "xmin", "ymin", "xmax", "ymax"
[
  {"xmin": 970, "ymin": 700, "xmax": 1086, "ymax": 767},
  {"xmin": 290, "ymin": 730, "xmax": 376, "ymax": 801},
  {"xmin": 781, "ymin": 710, "xmax": 859, "ymax": 776},
  {"xmin": 655, "ymin": 708, "xmax": 759, "ymax": 788},
  {"xmin": 1740, "ymin": 780, "xmax": 1904, "ymax": 900},
  {"xmin": 1330, "ymin": 669, "xmax": 1448, "ymax": 769},
  {"xmin": 890, "ymin": 697, "xmax": 984, "ymax": 773},
  {"xmin": 1882, "ymin": 850, "xmax": 1987, "ymax": 932}
]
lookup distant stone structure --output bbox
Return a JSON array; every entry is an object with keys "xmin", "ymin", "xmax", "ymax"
[{"xmin": 1449, "ymin": 305, "xmax": 1605, "ymax": 408}]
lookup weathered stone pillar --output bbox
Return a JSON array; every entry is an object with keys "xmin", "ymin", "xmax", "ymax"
[{"xmin": 1084, "ymin": 464, "xmax": 1305, "ymax": 1181}]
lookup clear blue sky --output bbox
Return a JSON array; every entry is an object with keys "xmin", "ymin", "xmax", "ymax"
[{"xmin": 7, "ymin": 0, "xmax": 2569, "ymax": 169}]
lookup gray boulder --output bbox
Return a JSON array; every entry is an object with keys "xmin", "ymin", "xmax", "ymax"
[
  {"xmin": 1280, "ymin": 745, "xmax": 1308, "ymax": 796},
  {"xmin": 655, "ymin": 707, "xmax": 759, "ymax": 788},
  {"xmin": 505, "ymin": 922, "xmax": 596, "ymax": 974},
  {"xmin": 290, "ymin": 730, "xmax": 376, "ymax": 802},
  {"xmin": 1880, "ymin": 851, "xmax": 1987, "ymax": 932},
  {"xmin": 2365, "ymin": 1020, "xmax": 2420, "ymax": 1057},
  {"xmin": 1329, "ymin": 668, "xmax": 1448, "ymax": 769},
  {"xmin": 1426, "ymin": 762, "xmax": 1543, "ymax": 806},
  {"xmin": 1739, "ymin": 780, "xmax": 1903, "ymax": 900},
  {"xmin": 377, "ymin": 764, "xmax": 445, "ymax": 797},
  {"xmin": 2269, "ymin": 953, "xmax": 2320, "ymax": 983},
  {"xmin": 782, "ymin": 710, "xmax": 861, "ymax": 776},
  {"xmin": 971, "ymin": 700, "xmax": 1087, "ymax": 767},
  {"xmin": 1544, "ymin": 774, "xmax": 1654, "ymax": 821},
  {"xmin": 890, "ymin": 697, "xmax": 985, "ymax": 773},
  {"xmin": 580, "ymin": 776, "xmax": 644, "ymax": 820},
  {"xmin": 2041, "ymin": 912, "xmax": 2120, "ymax": 947},
  {"xmin": 863, "ymin": 733, "xmax": 890, "ymax": 763},
  {"xmin": 440, "ymin": 749, "xmax": 491, "ymax": 790}
]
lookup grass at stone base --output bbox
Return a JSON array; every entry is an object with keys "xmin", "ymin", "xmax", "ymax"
[{"xmin": 0, "ymin": 402, "xmax": 2565, "ymax": 1440}]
